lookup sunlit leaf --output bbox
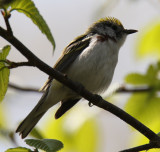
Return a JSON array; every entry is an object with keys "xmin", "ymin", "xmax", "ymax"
[
  {"xmin": 25, "ymin": 139, "xmax": 63, "ymax": 152},
  {"xmin": 0, "ymin": 0, "xmax": 11, "ymax": 8},
  {"xmin": 125, "ymin": 73, "xmax": 149, "ymax": 85},
  {"xmin": 30, "ymin": 127, "xmax": 44, "ymax": 139},
  {"xmin": 5, "ymin": 147, "xmax": 31, "ymax": 152},
  {"xmin": 0, "ymin": 104, "xmax": 6, "ymax": 129},
  {"xmin": 146, "ymin": 64, "xmax": 158, "ymax": 82},
  {"xmin": 125, "ymin": 93, "xmax": 160, "ymax": 127},
  {"xmin": 4, "ymin": 0, "xmax": 55, "ymax": 50},
  {"xmin": 157, "ymin": 61, "xmax": 160, "ymax": 69},
  {"xmin": 136, "ymin": 21, "xmax": 160, "ymax": 59},
  {"xmin": 74, "ymin": 119, "xmax": 98, "ymax": 152},
  {"xmin": 42, "ymin": 106, "xmax": 99, "ymax": 152},
  {"xmin": 0, "ymin": 45, "xmax": 10, "ymax": 102},
  {"xmin": 125, "ymin": 61, "xmax": 160, "ymax": 150},
  {"xmin": 125, "ymin": 93, "xmax": 148, "ymax": 122},
  {"xmin": 125, "ymin": 62, "xmax": 160, "ymax": 88},
  {"xmin": 130, "ymin": 120, "xmax": 160, "ymax": 152}
]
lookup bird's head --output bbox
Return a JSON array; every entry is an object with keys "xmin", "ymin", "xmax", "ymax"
[{"xmin": 86, "ymin": 17, "xmax": 137, "ymax": 44}]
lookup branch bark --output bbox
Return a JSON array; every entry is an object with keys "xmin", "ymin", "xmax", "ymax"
[
  {"xmin": 1, "ymin": 26, "xmax": 160, "ymax": 151},
  {"xmin": 9, "ymin": 83, "xmax": 41, "ymax": 93},
  {"xmin": 116, "ymin": 86, "xmax": 152, "ymax": 93},
  {"xmin": 8, "ymin": 61, "xmax": 33, "ymax": 69},
  {"xmin": 1, "ymin": 10, "xmax": 12, "ymax": 35},
  {"xmin": 120, "ymin": 143, "xmax": 160, "ymax": 152},
  {"xmin": 8, "ymin": 82, "xmax": 152, "ymax": 93}
]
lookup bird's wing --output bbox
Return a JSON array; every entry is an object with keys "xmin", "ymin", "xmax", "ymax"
[
  {"xmin": 40, "ymin": 34, "xmax": 91, "ymax": 91},
  {"xmin": 55, "ymin": 98, "xmax": 80, "ymax": 119}
]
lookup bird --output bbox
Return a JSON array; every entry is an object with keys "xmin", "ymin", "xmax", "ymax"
[{"xmin": 16, "ymin": 17, "xmax": 137, "ymax": 138}]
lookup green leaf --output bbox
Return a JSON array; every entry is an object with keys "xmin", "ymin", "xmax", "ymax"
[
  {"xmin": 146, "ymin": 64, "xmax": 157, "ymax": 79},
  {"xmin": 25, "ymin": 139, "xmax": 63, "ymax": 152},
  {"xmin": 30, "ymin": 127, "xmax": 44, "ymax": 139},
  {"xmin": 125, "ymin": 73, "xmax": 149, "ymax": 85},
  {"xmin": 0, "ymin": 45, "xmax": 10, "ymax": 102},
  {"xmin": 74, "ymin": 119, "xmax": 98, "ymax": 152},
  {"xmin": 157, "ymin": 61, "xmax": 160, "ymax": 70},
  {"xmin": 125, "ymin": 62, "xmax": 160, "ymax": 87},
  {"xmin": 125, "ymin": 93, "xmax": 148, "ymax": 121},
  {"xmin": 125, "ymin": 93, "xmax": 160, "ymax": 127},
  {"xmin": 0, "ymin": 0, "xmax": 11, "ymax": 8},
  {"xmin": 130, "ymin": 119, "xmax": 160, "ymax": 152},
  {"xmin": 5, "ymin": 147, "xmax": 31, "ymax": 152},
  {"xmin": 136, "ymin": 21, "xmax": 160, "ymax": 59},
  {"xmin": 5, "ymin": 0, "xmax": 55, "ymax": 50},
  {"xmin": 145, "ymin": 63, "xmax": 160, "ymax": 86},
  {"xmin": 0, "ymin": 104, "xmax": 6, "ymax": 129},
  {"xmin": 43, "ymin": 105, "xmax": 99, "ymax": 152}
]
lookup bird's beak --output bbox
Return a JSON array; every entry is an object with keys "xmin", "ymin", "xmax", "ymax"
[{"xmin": 124, "ymin": 29, "xmax": 138, "ymax": 34}]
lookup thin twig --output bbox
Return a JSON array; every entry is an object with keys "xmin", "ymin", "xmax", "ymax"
[
  {"xmin": 8, "ymin": 82, "xmax": 152, "ymax": 94},
  {"xmin": 120, "ymin": 143, "xmax": 158, "ymax": 152},
  {"xmin": 2, "ymin": 10, "xmax": 12, "ymax": 35},
  {"xmin": 116, "ymin": 86, "xmax": 152, "ymax": 93},
  {"xmin": 9, "ymin": 83, "xmax": 42, "ymax": 93},
  {"xmin": 7, "ymin": 61, "xmax": 33, "ymax": 69},
  {"xmin": 0, "ymin": 59, "xmax": 33, "ymax": 69}
]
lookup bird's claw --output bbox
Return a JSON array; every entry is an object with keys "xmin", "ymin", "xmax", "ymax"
[{"xmin": 88, "ymin": 101, "xmax": 94, "ymax": 107}]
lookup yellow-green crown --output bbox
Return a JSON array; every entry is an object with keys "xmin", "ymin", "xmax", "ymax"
[
  {"xmin": 86, "ymin": 17, "xmax": 124, "ymax": 35},
  {"xmin": 96, "ymin": 17, "xmax": 124, "ymax": 28}
]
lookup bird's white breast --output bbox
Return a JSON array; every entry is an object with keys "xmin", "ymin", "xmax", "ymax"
[{"xmin": 66, "ymin": 34, "xmax": 120, "ymax": 94}]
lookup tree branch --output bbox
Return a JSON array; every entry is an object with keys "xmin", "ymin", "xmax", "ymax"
[
  {"xmin": 120, "ymin": 143, "xmax": 159, "ymax": 152},
  {"xmin": 1, "ymin": 26, "xmax": 160, "ymax": 151},
  {"xmin": 0, "ymin": 59, "xmax": 33, "ymax": 69},
  {"xmin": 7, "ymin": 61, "xmax": 33, "ymax": 69},
  {"xmin": 1, "ymin": 10, "xmax": 12, "ymax": 35},
  {"xmin": 8, "ymin": 82, "xmax": 152, "ymax": 94},
  {"xmin": 9, "ymin": 83, "xmax": 42, "ymax": 93},
  {"xmin": 116, "ymin": 86, "xmax": 152, "ymax": 93}
]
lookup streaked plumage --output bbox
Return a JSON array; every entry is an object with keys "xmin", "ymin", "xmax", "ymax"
[{"xmin": 16, "ymin": 17, "xmax": 137, "ymax": 138}]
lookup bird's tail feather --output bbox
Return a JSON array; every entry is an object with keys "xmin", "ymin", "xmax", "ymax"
[
  {"xmin": 16, "ymin": 111, "xmax": 45, "ymax": 139},
  {"xmin": 16, "ymin": 92, "xmax": 49, "ymax": 139}
]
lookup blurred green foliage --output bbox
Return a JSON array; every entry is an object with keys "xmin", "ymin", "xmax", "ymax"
[
  {"xmin": 5, "ymin": 147, "xmax": 31, "ymax": 152},
  {"xmin": 0, "ymin": 104, "xmax": 6, "ymax": 129},
  {"xmin": 41, "ymin": 107, "xmax": 99, "ymax": 152},
  {"xmin": 125, "ymin": 62, "xmax": 160, "ymax": 88},
  {"xmin": 125, "ymin": 19, "xmax": 160, "ymax": 151},
  {"xmin": 136, "ymin": 20, "xmax": 160, "ymax": 59},
  {"xmin": 125, "ymin": 61, "xmax": 160, "ymax": 124},
  {"xmin": 0, "ymin": 45, "xmax": 10, "ymax": 102},
  {"xmin": 25, "ymin": 139, "xmax": 63, "ymax": 152}
]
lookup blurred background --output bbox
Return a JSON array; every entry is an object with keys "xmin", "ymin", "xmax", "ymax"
[{"xmin": 1, "ymin": 0, "xmax": 160, "ymax": 151}]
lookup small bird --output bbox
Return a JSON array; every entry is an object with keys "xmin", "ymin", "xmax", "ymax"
[{"xmin": 16, "ymin": 17, "xmax": 137, "ymax": 138}]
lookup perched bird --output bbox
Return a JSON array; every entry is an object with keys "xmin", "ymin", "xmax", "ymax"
[{"xmin": 16, "ymin": 17, "xmax": 137, "ymax": 138}]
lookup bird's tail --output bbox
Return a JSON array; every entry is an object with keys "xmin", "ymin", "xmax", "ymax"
[{"xmin": 16, "ymin": 92, "xmax": 49, "ymax": 139}]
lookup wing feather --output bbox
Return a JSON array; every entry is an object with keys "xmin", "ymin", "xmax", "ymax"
[{"xmin": 40, "ymin": 34, "xmax": 91, "ymax": 91}]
